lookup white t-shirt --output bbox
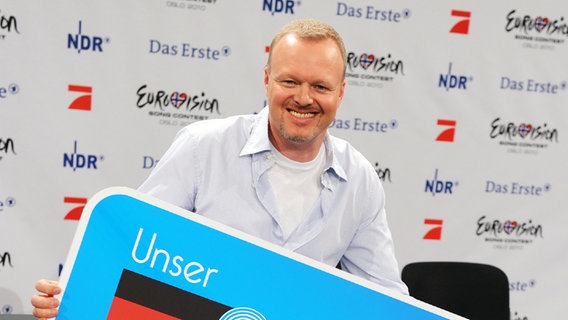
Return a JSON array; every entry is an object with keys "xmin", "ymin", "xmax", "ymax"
[{"xmin": 267, "ymin": 143, "xmax": 326, "ymax": 239}]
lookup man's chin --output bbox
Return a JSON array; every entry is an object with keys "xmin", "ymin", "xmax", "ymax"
[
  {"xmin": 277, "ymin": 123, "xmax": 322, "ymax": 145},
  {"xmin": 282, "ymin": 132, "xmax": 317, "ymax": 144}
]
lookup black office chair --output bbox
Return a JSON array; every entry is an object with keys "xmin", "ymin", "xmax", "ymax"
[{"xmin": 401, "ymin": 261, "xmax": 510, "ymax": 320}]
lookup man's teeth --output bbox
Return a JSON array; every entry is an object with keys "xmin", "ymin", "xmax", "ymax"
[{"xmin": 290, "ymin": 110, "xmax": 315, "ymax": 118}]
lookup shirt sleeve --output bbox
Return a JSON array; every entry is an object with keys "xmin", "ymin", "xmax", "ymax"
[
  {"xmin": 137, "ymin": 126, "xmax": 198, "ymax": 211},
  {"xmin": 339, "ymin": 172, "xmax": 409, "ymax": 295}
]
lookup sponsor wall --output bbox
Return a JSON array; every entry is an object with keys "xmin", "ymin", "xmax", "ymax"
[{"xmin": 1, "ymin": 0, "xmax": 566, "ymax": 318}]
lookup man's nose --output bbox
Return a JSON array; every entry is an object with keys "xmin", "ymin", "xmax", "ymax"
[{"xmin": 294, "ymin": 83, "xmax": 313, "ymax": 106}]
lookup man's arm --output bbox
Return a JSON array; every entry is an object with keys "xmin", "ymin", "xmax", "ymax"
[{"xmin": 339, "ymin": 205, "xmax": 409, "ymax": 295}]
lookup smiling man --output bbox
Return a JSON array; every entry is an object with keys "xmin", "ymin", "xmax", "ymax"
[
  {"xmin": 32, "ymin": 19, "xmax": 407, "ymax": 319},
  {"xmin": 265, "ymin": 25, "xmax": 345, "ymax": 162}
]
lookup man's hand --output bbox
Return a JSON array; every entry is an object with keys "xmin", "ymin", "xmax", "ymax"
[{"xmin": 31, "ymin": 279, "xmax": 61, "ymax": 319}]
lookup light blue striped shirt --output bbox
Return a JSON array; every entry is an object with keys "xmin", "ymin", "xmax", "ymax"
[{"xmin": 138, "ymin": 107, "xmax": 408, "ymax": 294}]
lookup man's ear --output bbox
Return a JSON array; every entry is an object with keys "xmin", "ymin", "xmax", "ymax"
[
  {"xmin": 339, "ymin": 80, "xmax": 346, "ymax": 100},
  {"xmin": 264, "ymin": 65, "xmax": 270, "ymax": 87}
]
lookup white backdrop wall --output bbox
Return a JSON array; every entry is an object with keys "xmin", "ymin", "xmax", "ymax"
[{"xmin": 1, "ymin": 1, "xmax": 567, "ymax": 318}]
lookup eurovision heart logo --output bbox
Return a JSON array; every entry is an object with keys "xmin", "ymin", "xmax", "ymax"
[
  {"xmin": 534, "ymin": 17, "xmax": 549, "ymax": 32},
  {"xmin": 170, "ymin": 92, "xmax": 187, "ymax": 108},
  {"xmin": 359, "ymin": 53, "xmax": 375, "ymax": 69},
  {"xmin": 503, "ymin": 220, "xmax": 518, "ymax": 234},
  {"xmin": 518, "ymin": 123, "xmax": 532, "ymax": 138}
]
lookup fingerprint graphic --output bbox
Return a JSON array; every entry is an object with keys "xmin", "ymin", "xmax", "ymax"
[{"xmin": 219, "ymin": 306, "xmax": 267, "ymax": 320}]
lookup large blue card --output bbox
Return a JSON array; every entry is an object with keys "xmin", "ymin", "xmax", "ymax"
[{"xmin": 56, "ymin": 187, "xmax": 465, "ymax": 319}]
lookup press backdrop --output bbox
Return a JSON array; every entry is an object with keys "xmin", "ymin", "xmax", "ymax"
[{"xmin": 1, "ymin": 1, "xmax": 567, "ymax": 318}]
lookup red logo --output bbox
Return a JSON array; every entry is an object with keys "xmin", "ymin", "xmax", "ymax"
[
  {"xmin": 436, "ymin": 119, "xmax": 457, "ymax": 142},
  {"xmin": 64, "ymin": 196, "xmax": 87, "ymax": 220},
  {"xmin": 423, "ymin": 219, "xmax": 443, "ymax": 240},
  {"xmin": 450, "ymin": 10, "xmax": 471, "ymax": 34},
  {"xmin": 68, "ymin": 84, "xmax": 92, "ymax": 111}
]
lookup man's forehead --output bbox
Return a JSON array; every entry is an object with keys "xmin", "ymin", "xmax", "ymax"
[{"xmin": 273, "ymin": 33, "xmax": 333, "ymax": 49}]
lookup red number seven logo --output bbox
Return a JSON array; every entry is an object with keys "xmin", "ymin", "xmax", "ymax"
[
  {"xmin": 64, "ymin": 196, "xmax": 87, "ymax": 220},
  {"xmin": 423, "ymin": 219, "xmax": 443, "ymax": 240},
  {"xmin": 68, "ymin": 84, "xmax": 92, "ymax": 111},
  {"xmin": 450, "ymin": 10, "xmax": 471, "ymax": 34},
  {"xmin": 436, "ymin": 119, "xmax": 456, "ymax": 142}
]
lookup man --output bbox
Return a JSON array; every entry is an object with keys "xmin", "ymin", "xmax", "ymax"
[{"xmin": 31, "ymin": 18, "xmax": 408, "ymax": 319}]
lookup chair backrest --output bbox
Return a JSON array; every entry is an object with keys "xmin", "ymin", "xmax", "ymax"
[{"xmin": 401, "ymin": 261, "xmax": 510, "ymax": 320}]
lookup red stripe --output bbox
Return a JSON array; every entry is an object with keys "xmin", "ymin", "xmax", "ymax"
[
  {"xmin": 68, "ymin": 84, "xmax": 92, "ymax": 93},
  {"xmin": 424, "ymin": 219, "xmax": 443, "ymax": 225},
  {"xmin": 437, "ymin": 119, "xmax": 456, "ymax": 126},
  {"xmin": 107, "ymin": 296, "xmax": 181, "ymax": 320},
  {"xmin": 451, "ymin": 10, "xmax": 471, "ymax": 18},
  {"xmin": 64, "ymin": 197, "xmax": 87, "ymax": 204}
]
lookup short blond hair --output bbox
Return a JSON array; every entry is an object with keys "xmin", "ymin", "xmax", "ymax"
[{"xmin": 267, "ymin": 18, "xmax": 347, "ymax": 78}]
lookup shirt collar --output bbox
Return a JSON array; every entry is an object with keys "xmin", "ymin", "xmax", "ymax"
[
  {"xmin": 240, "ymin": 107, "xmax": 272, "ymax": 157},
  {"xmin": 323, "ymin": 136, "xmax": 347, "ymax": 182}
]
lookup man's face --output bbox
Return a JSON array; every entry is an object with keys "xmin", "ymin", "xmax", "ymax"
[{"xmin": 264, "ymin": 34, "xmax": 345, "ymax": 151}]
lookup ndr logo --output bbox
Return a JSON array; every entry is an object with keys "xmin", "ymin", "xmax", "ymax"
[
  {"xmin": 262, "ymin": 0, "xmax": 297, "ymax": 15},
  {"xmin": 63, "ymin": 140, "xmax": 103, "ymax": 171},
  {"xmin": 67, "ymin": 20, "xmax": 110, "ymax": 53},
  {"xmin": 439, "ymin": 62, "xmax": 473, "ymax": 91},
  {"xmin": 425, "ymin": 169, "xmax": 459, "ymax": 196}
]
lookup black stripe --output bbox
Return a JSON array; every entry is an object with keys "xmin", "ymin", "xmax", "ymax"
[{"xmin": 113, "ymin": 269, "xmax": 231, "ymax": 319}]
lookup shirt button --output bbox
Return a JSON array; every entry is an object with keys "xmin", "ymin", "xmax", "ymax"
[{"xmin": 266, "ymin": 154, "xmax": 273, "ymax": 160}]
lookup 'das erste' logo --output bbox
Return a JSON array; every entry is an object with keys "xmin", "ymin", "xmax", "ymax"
[{"xmin": 336, "ymin": 2, "xmax": 411, "ymax": 23}]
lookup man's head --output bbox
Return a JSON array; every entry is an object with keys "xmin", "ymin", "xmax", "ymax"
[{"xmin": 264, "ymin": 19, "xmax": 346, "ymax": 161}]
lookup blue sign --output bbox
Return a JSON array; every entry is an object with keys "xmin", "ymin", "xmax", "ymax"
[{"xmin": 57, "ymin": 187, "xmax": 463, "ymax": 319}]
